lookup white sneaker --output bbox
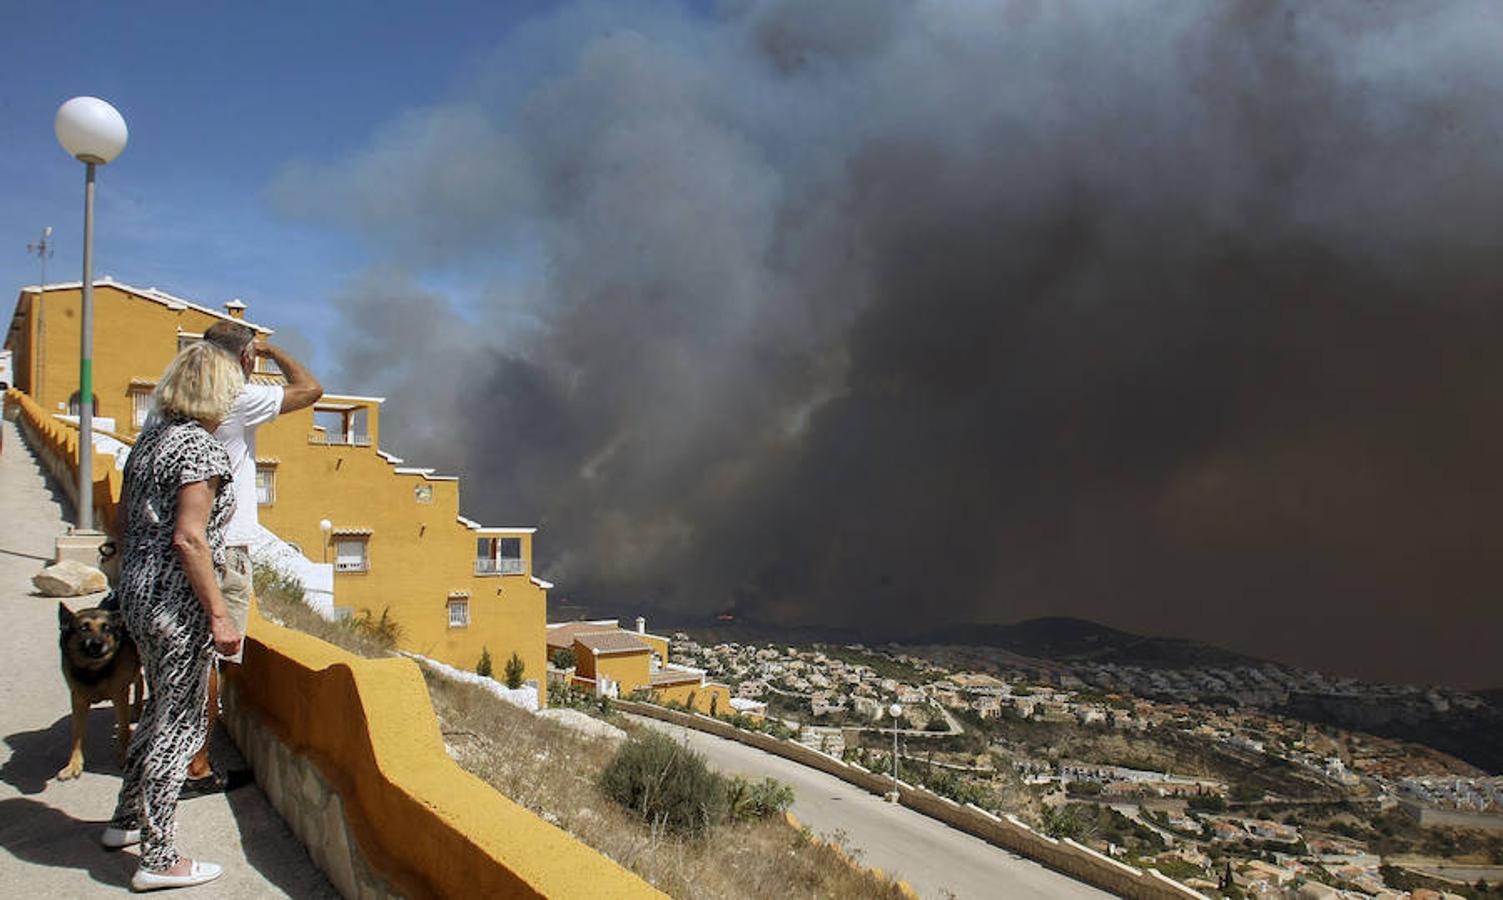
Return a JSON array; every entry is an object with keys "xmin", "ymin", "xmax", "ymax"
[
  {"xmin": 130, "ymin": 860, "xmax": 222, "ymax": 892},
  {"xmin": 101, "ymin": 826, "xmax": 141, "ymax": 849}
]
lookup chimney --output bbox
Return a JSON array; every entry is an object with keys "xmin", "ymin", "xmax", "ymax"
[
  {"xmin": 224, "ymin": 299, "xmax": 247, "ymax": 320},
  {"xmin": 636, "ymin": 616, "xmax": 646, "ymax": 634}
]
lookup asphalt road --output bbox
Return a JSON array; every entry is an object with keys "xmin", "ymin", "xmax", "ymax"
[{"xmin": 627, "ymin": 714, "xmax": 1111, "ymax": 900}]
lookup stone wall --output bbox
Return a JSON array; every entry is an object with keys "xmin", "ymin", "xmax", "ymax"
[{"xmin": 223, "ymin": 682, "xmax": 397, "ymax": 899}]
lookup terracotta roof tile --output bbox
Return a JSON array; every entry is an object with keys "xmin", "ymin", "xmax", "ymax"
[{"xmin": 574, "ymin": 631, "xmax": 651, "ymax": 655}]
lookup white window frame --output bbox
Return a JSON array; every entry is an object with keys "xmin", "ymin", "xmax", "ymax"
[
  {"xmin": 447, "ymin": 598, "xmax": 470, "ymax": 628},
  {"xmin": 334, "ymin": 537, "xmax": 369, "ymax": 573},
  {"xmin": 474, "ymin": 536, "xmax": 526, "ymax": 575},
  {"xmin": 255, "ymin": 465, "xmax": 276, "ymax": 505},
  {"xmin": 312, "ymin": 406, "xmax": 371, "ymax": 447},
  {"xmin": 130, "ymin": 388, "xmax": 153, "ymax": 429}
]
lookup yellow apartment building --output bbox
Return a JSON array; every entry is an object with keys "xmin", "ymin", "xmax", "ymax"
[
  {"xmin": 254, "ymin": 398, "xmax": 550, "ymax": 692},
  {"xmin": 546, "ymin": 618, "xmax": 733, "ymax": 716},
  {"xmin": 5, "ymin": 280, "xmax": 271, "ymax": 433},
  {"xmin": 6, "ymin": 281, "xmax": 549, "ymax": 701}
]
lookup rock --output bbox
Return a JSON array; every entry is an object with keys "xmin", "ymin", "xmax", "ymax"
[
  {"xmin": 535, "ymin": 707, "xmax": 628, "ymax": 742},
  {"xmin": 33, "ymin": 559, "xmax": 109, "ymax": 597}
]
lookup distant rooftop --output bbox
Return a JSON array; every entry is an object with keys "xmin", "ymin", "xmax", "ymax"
[{"xmin": 574, "ymin": 631, "xmax": 651, "ymax": 656}]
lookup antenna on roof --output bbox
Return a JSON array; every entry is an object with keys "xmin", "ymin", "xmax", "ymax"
[{"xmin": 26, "ymin": 226, "xmax": 53, "ymax": 289}]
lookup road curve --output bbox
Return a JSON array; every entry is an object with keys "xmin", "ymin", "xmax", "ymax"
[{"xmin": 626, "ymin": 714, "xmax": 1110, "ymax": 900}]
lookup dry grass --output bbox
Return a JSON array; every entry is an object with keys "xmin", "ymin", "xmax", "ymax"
[
  {"xmin": 256, "ymin": 575, "xmax": 908, "ymax": 898},
  {"xmin": 426, "ymin": 674, "xmax": 911, "ymax": 899},
  {"xmin": 252, "ymin": 572, "xmax": 399, "ymax": 659}
]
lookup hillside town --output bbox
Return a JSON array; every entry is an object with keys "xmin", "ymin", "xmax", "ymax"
[{"xmin": 667, "ymin": 636, "xmax": 1503, "ymax": 898}]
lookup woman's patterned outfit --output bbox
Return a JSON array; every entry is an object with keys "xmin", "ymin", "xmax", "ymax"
[{"xmin": 109, "ymin": 416, "xmax": 234, "ymax": 871}]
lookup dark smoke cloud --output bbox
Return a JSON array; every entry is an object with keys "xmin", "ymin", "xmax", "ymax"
[{"xmin": 271, "ymin": 0, "xmax": 1503, "ymax": 689}]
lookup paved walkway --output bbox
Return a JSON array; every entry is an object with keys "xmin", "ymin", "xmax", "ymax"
[
  {"xmin": 627, "ymin": 714, "xmax": 1110, "ymax": 900},
  {"xmin": 0, "ymin": 418, "xmax": 335, "ymax": 898}
]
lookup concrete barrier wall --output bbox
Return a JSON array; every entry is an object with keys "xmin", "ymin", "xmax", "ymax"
[
  {"xmin": 5, "ymin": 388, "xmax": 122, "ymax": 533},
  {"xmin": 9, "ymin": 387, "xmax": 663, "ymax": 900},
  {"xmin": 616, "ymin": 700, "xmax": 1207, "ymax": 900},
  {"xmin": 227, "ymin": 619, "xmax": 664, "ymax": 899}
]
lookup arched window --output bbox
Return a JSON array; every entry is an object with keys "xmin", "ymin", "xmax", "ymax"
[{"xmin": 66, "ymin": 392, "xmax": 100, "ymax": 417}]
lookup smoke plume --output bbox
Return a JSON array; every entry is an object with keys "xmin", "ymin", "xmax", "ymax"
[{"xmin": 271, "ymin": 0, "xmax": 1503, "ymax": 688}]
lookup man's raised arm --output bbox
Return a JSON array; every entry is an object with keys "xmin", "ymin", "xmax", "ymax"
[{"xmin": 257, "ymin": 342, "xmax": 323, "ymax": 413}]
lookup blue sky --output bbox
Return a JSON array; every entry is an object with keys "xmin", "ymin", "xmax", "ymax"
[{"xmin": 0, "ymin": 1, "xmax": 559, "ymax": 367}]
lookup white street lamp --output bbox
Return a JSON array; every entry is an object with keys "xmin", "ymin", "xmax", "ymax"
[
  {"xmin": 888, "ymin": 702, "xmax": 903, "ymax": 802},
  {"xmin": 55, "ymin": 97, "xmax": 128, "ymax": 532},
  {"xmin": 319, "ymin": 519, "xmax": 334, "ymax": 563}
]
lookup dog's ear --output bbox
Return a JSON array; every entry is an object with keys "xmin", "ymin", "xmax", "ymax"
[{"xmin": 58, "ymin": 603, "xmax": 74, "ymax": 629}]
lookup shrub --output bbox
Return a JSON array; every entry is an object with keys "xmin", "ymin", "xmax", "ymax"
[
  {"xmin": 725, "ymin": 776, "xmax": 794, "ymax": 822},
  {"xmin": 551, "ymin": 647, "xmax": 576, "ymax": 669},
  {"xmin": 1189, "ymin": 793, "xmax": 1227, "ymax": 813},
  {"xmin": 350, "ymin": 607, "xmax": 403, "ymax": 648},
  {"xmin": 477, "ymin": 646, "xmax": 493, "ymax": 678},
  {"xmin": 599, "ymin": 731, "xmax": 726, "ymax": 837},
  {"xmin": 252, "ymin": 563, "xmax": 305, "ymax": 605},
  {"xmin": 504, "ymin": 652, "xmax": 525, "ymax": 689}
]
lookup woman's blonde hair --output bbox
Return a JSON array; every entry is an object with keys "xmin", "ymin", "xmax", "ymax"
[{"xmin": 154, "ymin": 341, "xmax": 245, "ymax": 424}]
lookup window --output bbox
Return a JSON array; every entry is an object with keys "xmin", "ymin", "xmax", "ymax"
[
  {"xmin": 447, "ymin": 597, "xmax": 470, "ymax": 628},
  {"xmin": 177, "ymin": 332, "xmax": 202, "ymax": 353},
  {"xmin": 499, "ymin": 537, "xmax": 522, "ymax": 562},
  {"xmin": 66, "ymin": 391, "xmax": 99, "ymax": 418},
  {"xmin": 334, "ymin": 538, "xmax": 368, "ymax": 573},
  {"xmin": 414, "ymin": 483, "xmax": 433, "ymax": 504},
  {"xmin": 130, "ymin": 388, "xmax": 153, "ymax": 429},
  {"xmin": 474, "ymin": 536, "xmax": 526, "ymax": 575},
  {"xmin": 312, "ymin": 405, "xmax": 371, "ymax": 446},
  {"xmin": 255, "ymin": 466, "xmax": 275, "ymax": 505}
]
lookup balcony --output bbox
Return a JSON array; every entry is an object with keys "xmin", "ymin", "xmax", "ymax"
[
  {"xmin": 474, "ymin": 557, "xmax": 526, "ymax": 576},
  {"xmin": 308, "ymin": 431, "xmax": 373, "ymax": 447}
]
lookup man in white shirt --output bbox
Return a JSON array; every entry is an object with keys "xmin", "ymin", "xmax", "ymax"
[{"xmin": 184, "ymin": 320, "xmax": 321, "ymax": 792}]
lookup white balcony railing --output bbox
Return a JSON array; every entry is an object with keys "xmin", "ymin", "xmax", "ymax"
[
  {"xmin": 309, "ymin": 432, "xmax": 373, "ymax": 447},
  {"xmin": 474, "ymin": 557, "xmax": 525, "ymax": 575}
]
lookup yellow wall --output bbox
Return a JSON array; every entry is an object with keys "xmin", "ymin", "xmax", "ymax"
[
  {"xmin": 231, "ymin": 616, "xmax": 661, "ymax": 898},
  {"xmin": 654, "ymin": 680, "xmax": 734, "ymax": 718},
  {"xmin": 575, "ymin": 644, "xmax": 651, "ymax": 696},
  {"xmin": 638, "ymin": 632, "xmax": 670, "ymax": 661},
  {"xmin": 255, "ymin": 401, "xmax": 548, "ymax": 703},
  {"xmin": 6, "ymin": 387, "xmax": 124, "ymax": 534},
  {"xmin": 4, "ymin": 294, "xmax": 36, "ymax": 393},
  {"xmin": 14, "ymin": 285, "xmax": 245, "ymax": 433}
]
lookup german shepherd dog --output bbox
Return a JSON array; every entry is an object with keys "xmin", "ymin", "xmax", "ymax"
[{"xmin": 57, "ymin": 603, "xmax": 143, "ymax": 780}]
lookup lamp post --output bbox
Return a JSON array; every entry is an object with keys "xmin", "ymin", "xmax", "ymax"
[
  {"xmin": 319, "ymin": 519, "xmax": 333, "ymax": 563},
  {"xmin": 888, "ymin": 702, "xmax": 903, "ymax": 802},
  {"xmin": 54, "ymin": 97, "xmax": 128, "ymax": 532}
]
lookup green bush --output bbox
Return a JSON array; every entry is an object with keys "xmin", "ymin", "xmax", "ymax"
[
  {"xmin": 252, "ymin": 563, "xmax": 305, "ymax": 605},
  {"xmin": 504, "ymin": 652, "xmax": 525, "ymax": 689},
  {"xmin": 551, "ymin": 647, "xmax": 576, "ymax": 669},
  {"xmin": 1188, "ymin": 793, "xmax": 1227, "ymax": 813},
  {"xmin": 599, "ymin": 731, "xmax": 726, "ymax": 837},
  {"xmin": 725, "ymin": 776, "xmax": 794, "ymax": 822},
  {"xmin": 477, "ymin": 647, "xmax": 493, "ymax": 678},
  {"xmin": 350, "ymin": 607, "xmax": 403, "ymax": 648}
]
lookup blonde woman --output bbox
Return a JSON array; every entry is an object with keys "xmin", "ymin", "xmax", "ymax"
[{"xmin": 101, "ymin": 341, "xmax": 244, "ymax": 891}]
